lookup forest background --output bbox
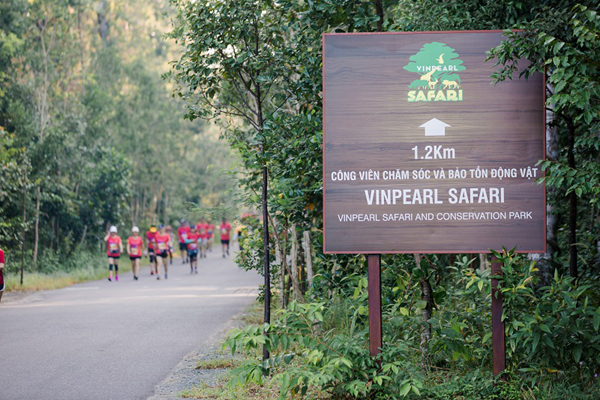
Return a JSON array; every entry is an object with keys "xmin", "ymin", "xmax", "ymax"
[
  {"xmin": 167, "ymin": 0, "xmax": 600, "ymax": 399},
  {"xmin": 0, "ymin": 0, "xmax": 237, "ymax": 284},
  {"xmin": 1, "ymin": 0, "xmax": 600, "ymax": 398}
]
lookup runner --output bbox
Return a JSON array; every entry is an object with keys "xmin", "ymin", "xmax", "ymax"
[
  {"xmin": 196, "ymin": 218, "xmax": 209, "ymax": 258},
  {"xmin": 166, "ymin": 225, "xmax": 175, "ymax": 265},
  {"xmin": 0, "ymin": 246, "xmax": 5, "ymax": 303},
  {"xmin": 185, "ymin": 226, "xmax": 201, "ymax": 274},
  {"xmin": 178, "ymin": 219, "xmax": 191, "ymax": 263},
  {"xmin": 127, "ymin": 227, "xmax": 144, "ymax": 280},
  {"xmin": 219, "ymin": 217, "xmax": 232, "ymax": 258},
  {"xmin": 154, "ymin": 224, "xmax": 173, "ymax": 280},
  {"xmin": 207, "ymin": 219, "xmax": 215, "ymax": 252},
  {"xmin": 146, "ymin": 225, "xmax": 158, "ymax": 275},
  {"xmin": 104, "ymin": 226, "xmax": 123, "ymax": 282}
]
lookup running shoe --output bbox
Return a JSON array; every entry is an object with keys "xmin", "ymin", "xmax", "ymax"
[
  {"xmin": 164, "ymin": 274, "xmax": 168, "ymax": 279},
  {"xmin": 108, "ymin": 277, "xmax": 112, "ymax": 282},
  {"xmin": 151, "ymin": 271, "xmax": 154, "ymax": 276},
  {"xmin": 195, "ymin": 268, "xmax": 198, "ymax": 274},
  {"xmin": 134, "ymin": 276, "xmax": 138, "ymax": 280},
  {"xmin": 157, "ymin": 275, "xmax": 160, "ymax": 280},
  {"xmin": 115, "ymin": 276, "xmax": 119, "ymax": 281}
]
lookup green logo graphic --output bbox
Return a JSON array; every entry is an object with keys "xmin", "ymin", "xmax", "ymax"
[{"xmin": 403, "ymin": 42, "xmax": 466, "ymax": 102}]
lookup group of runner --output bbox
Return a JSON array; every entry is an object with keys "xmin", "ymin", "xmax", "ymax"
[{"xmin": 103, "ymin": 218, "xmax": 232, "ymax": 281}]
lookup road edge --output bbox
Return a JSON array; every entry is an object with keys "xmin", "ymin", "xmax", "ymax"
[{"xmin": 147, "ymin": 306, "xmax": 248, "ymax": 400}]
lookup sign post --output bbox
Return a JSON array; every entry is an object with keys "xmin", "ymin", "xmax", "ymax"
[
  {"xmin": 367, "ymin": 254, "xmax": 382, "ymax": 359},
  {"xmin": 491, "ymin": 256, "xmax": 506, "ymax": 379},
  {"xmin": 323, "ymin": 31, "xmax": 545, "ymax": 376}
]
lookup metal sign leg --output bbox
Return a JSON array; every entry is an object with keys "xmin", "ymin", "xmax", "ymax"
[
  {"xmin": 491, "ymin": 256, "xmax": 506, "ymax": 379},
  {"xmin": 368, "ymin": 254, "xmax": 382, "ymax": 359}
]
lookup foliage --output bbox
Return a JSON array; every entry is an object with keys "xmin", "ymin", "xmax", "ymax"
[
  {"xmin": 0, "ymin": 0, "xmax": 238, "ymax": 280},
  {"xmin": 492, "ymin": 248, "xmax": 600, "ymax": 385},
  {"xmin": 489, "ymin": 4, "xmax": 600, "ymax": 204},
  {"xmin": 170, "ymin": 0, "xmax": 600, "ymax": 398}
]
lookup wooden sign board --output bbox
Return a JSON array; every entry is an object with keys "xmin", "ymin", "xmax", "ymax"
[{"xmin": 323, "ymin": 31, "xmax": 545, "ymax": 254}]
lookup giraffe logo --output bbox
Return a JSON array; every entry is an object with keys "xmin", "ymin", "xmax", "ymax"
[{"xmin": 404, "ymin": 42, "xmax": 465, "ymax": 102}]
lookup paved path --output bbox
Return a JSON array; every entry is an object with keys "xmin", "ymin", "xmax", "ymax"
[{"xmin": 0, "ymin": 248, "xmax": 261, "ymax": 400}]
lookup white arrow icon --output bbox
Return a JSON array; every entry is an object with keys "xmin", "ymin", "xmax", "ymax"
[{"xmin": 419, "ymin": 118, "xmax": 451, "ymax": 136}]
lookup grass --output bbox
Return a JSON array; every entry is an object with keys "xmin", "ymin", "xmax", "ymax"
[
  {"xmin": 195, "ymin": 358, "xmax": 241, "ymax": 370},
  {"xmin": 180, "ymin": 376, "xmax": 281, "ymax": 400},
  {"xmin": 179, "ymin": 299, "xmax": 333, "ymax": 400},
  {"xmin": 4, "ymin": 257, "xmax": 139, "ymax": 292}
]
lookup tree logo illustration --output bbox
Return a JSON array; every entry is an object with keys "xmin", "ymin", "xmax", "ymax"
[{"xmin": 403, "ymin": 42, "xmax": 466, "ymax": 102}]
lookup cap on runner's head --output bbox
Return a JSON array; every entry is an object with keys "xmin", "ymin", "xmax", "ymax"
[
  {"xmin": 132, "ymin": 226, "xmax": 139, "ymax": 233},
  {"xmin": 166, "ymin": 225, "xmax": 172, "ymax": 231},
  {"xmin": 180, "ymin": 218, "xmax": 186, "ymax": 224},
  {"xmin": 159, "ymin": 224, "xmax": 165, "ymax": 229},
  {"xmin": 110, "ymin": 226, "xmax": 117, "ymax": 233}
]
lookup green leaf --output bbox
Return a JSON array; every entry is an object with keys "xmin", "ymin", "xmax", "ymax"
[
  {"xmin": 399, "ymin": 382, "xmax": 411, "ymax": 397},
  {"xmin": 416, "ymin": 300, "xmax": 428, "ymax": 309},
  {"xmin": 593, "ymin": 312, "xmax": 600, "ymax": 331},
  {"xmin": 573, "ymin": 344, "xmax": 582, "ymax": 363}
]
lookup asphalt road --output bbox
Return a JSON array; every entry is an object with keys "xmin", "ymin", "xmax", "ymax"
[{"xmin": 0, "ymin": 248, "xmax": 261, "ymax": 400}]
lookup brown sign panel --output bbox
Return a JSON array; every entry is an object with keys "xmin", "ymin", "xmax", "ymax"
[{"xmin": 323, "ymin": 31, "xmax": 545, "ymax": 254}]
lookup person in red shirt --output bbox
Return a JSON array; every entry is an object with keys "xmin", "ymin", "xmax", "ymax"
[
  {"xmin": 196, "ymin": 218, "xmax": 209, "ymax": 258},
  {"xmin": 127, "ymin": 226, "xmax": 144, "ymax": 280},
  {"xmin": 104, "ymin": 226, "xmax": 123, "ymax": 282},
  {"xmin": 185, "ymin": 226, "xmax": 201, "ymax": 274},
  {"xmin": 207, "ymin": 220, "xmax": 215, "ymax": 252},
  {"xmin": 0, "ymin": 247, "xmax": 5, "ymax": 303},
  {"xmin": 166, "ymin": 225, "xmax": 175, "ymax": 265},
  {"xmin": 220, "ymin": 217, "xmax": 232, "ymax": 258},
  {"xmin": 154, "ymin": 224, "xmax": 173, "ymax": 280},
  {"xmin": 177, "ymin": 219, "xmax": 191, "ymax": 264},
  {"xmin": 146, "ymin": 225, "xmax": 158, "ymax": 275}
]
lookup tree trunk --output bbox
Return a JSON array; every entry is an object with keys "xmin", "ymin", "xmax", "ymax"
[
  {"xmin": 33, "ymin": 185, "xmax": 41, "ymax": 265},
  {"xmin": 419, "ymin": 275, "xmax": 433, "ymax": 370},
  {"xmin": 414, "ymin": 254, "xmax": 432, "ymax": 371},
  {"xmin": 163, "ymin": 191, "xmax": 169, "ymax": 226},
  {"xmin": 261, "ymin": 161, "xmax": 270, "ymax": 361},
  {"xmin": 97, "ymin": 1, "xmax": 110, "ymax": 43},
  {"xmin": 77, "ymin": 8, "xmax": 85, "ymax": 98},
  {"xmin": 531, "ymin": 85, "xmax": 560, "ymax": 284},
  {"xmin": 479, "ymin": 254, "xmax": 488, "ymax": 272},
  {"xmin": 56, "ymin": 216, "xmax": 60, "ymax": 250},
  {"xmin": 21, "ymin": 189, "xmax": 26, "ymax": 286},
  {"xmin": 78, "ymin": 225, "xmax": 88, "ymax": 248},
  {"xmin": 303, "ymin": 231, "xmax": 313, "ymax": 289},
  {"xmin": 567, "ymin": 118, "xmax": 577, "ymax": 278},
  {"xmin": 374, "ymin": 0, "xmax": 384, "ymax": 32},
  {"xmin": 274, "ymin": 230, "xmax": 285, "ymax": 308},
  {"xmin": 290, "ymin": 223, "xmax": 301, "ymax": 300}
]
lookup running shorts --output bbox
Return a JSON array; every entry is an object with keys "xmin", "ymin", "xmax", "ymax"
[
  {"xmin": 179, "ymin": 242, "xmax": 186, "ymax": 251},
  {"xmin": 221, "ymin": 239, "xmax": 230, "ymax": 245},
  {"xmin": 129, "ymin": 256, "xmax": 141, "ymax": 261},
  {"xmin": 0, "ymin": 270, "xmax": 4, "ymax": 292},
  {"xmin": 188, "ymin": 249, "xmax": 199, "ymax": 260},
  {"xmin": 158, "ymin": 251, "xmax": 169, "ymax": 258},
  {"xmin": 108, "ymin": 254, "xmax": 120, "ymax": 259}
]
